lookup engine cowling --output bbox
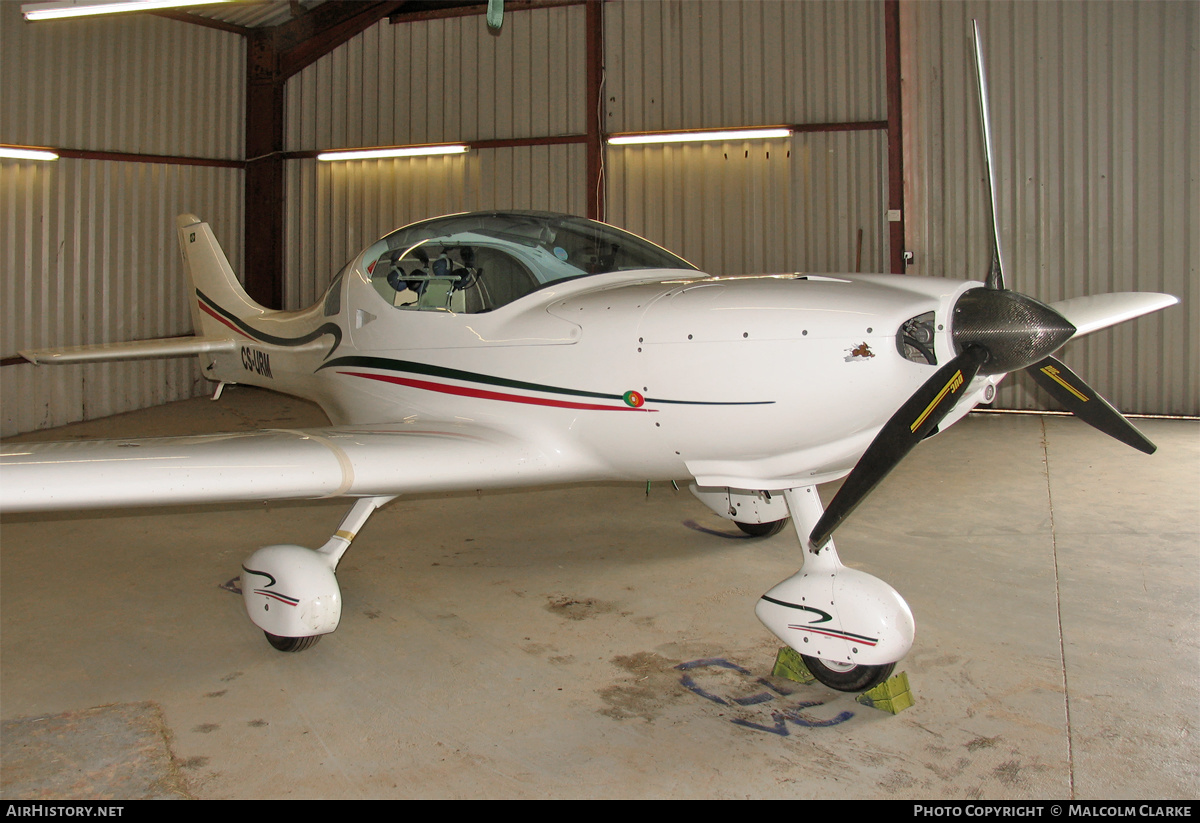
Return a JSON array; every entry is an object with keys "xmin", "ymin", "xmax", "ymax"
[{"xmin": 241, "ymin": 544, "xmax": 342, "ymax": 638}]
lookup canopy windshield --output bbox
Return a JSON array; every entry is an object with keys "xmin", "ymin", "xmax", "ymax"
[{"xmin": 361, "ymin": 211, "xmax": 697, "ymax": 313}]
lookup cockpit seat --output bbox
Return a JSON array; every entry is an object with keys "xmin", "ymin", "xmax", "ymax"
[
  {"xmin": 417, "ymin": 278, "xmax": 455, "ymax": 310},
  {"xmin": 470, "ymin": 248, "xmax": 539, "ymax": 311}
]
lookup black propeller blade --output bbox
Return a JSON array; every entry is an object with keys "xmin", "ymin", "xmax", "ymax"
[
  {"xmin": 809, "ymin": 345, "xmax": 990, "ymax": 549},
  {"xmin": 973, "ymin": 19, "xmax": 1006, "ymax": 292},
  {"xmin": 1026, "ymin": 355, "xmax": 1156, "ymax": 454},
  {"xmin": 806, "ymin": 20, "xmax": 1161, "ymax": 550}
]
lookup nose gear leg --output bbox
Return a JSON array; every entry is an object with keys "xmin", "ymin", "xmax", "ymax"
[{"xmin": 754, "ymin": 486, "xmax": 914, "ymax": 691}]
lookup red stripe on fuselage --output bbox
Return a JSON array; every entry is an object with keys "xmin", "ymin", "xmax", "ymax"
[
  {"xmin": 339, "ymin": 370, "xmax": 652, "ymax": 412},
  {"xmin": 198, "ymin": 300, "xmax": 255, "ymax": 340}
]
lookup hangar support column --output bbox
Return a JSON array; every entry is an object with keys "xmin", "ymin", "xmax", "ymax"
[
  {"xmin": 885, "ymin": 0, "xmax": 906, "ymax": 276},
  {"xmin": 242, "ymin": 1, "xmax": 405, "ymax": 309}
]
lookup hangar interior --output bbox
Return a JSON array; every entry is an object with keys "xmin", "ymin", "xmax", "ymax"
[{"xmin": 1, "ymin": 0, "xmax": 1197, "ymax": 800}]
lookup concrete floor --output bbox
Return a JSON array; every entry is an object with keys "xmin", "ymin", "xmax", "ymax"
[{"xmin": 1, "ymin": 387, "xmax": 1196, "ymax": 799}]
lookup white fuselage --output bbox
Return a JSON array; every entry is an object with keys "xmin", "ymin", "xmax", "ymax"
[{"xmin": 207, "ymin": 257, "xmax": 993, "ymax": 493}]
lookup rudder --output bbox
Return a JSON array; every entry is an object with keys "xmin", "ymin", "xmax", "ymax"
[{"xmin": 176, "ymin": 214, "xmax": 266, "ymax": 337}]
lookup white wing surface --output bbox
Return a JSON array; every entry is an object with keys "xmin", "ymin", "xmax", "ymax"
[{"xmin": 0, "ymin": 424, "xmax": 584, "ymax": 513}]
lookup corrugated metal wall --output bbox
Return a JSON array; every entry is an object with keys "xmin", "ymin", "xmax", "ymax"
[
  {"xmin": 4, "ymin": 0, "xmax": 1194, "ymax": 435},
  {"xmin": 284, "ymin": 145, "xmax": 587, "ymax": 308},
  {"xmin": 0, "ymin": 4, "xmax": 244, "ymax": 436},
  {"xmin": 604, "ymin": 0, "xmax": 884, "ymax": 132},
  {"xmin": 1, "ymin": 161, "xmax": 244, "ymax": 435},
  {"xmin": 285, "ymin": 5, "xmax": 585, "ymax": 149},
  {"xmin": 284, "ymin": 0, "xmax": 889, "ymax": 299},
  {"xmin": 903, "ymin": 0, "xmax": 1198, "ymax": 415},
  {"xmin": 0, "ymin": 6, "xmax": 243, "ymax": 158},
  {"xmin": 283, "ymin": 0, "xmax": 1194, "ymax": 412},
  {"xmin": 603, "ymin": 0, "xmax": 889, "ymax": 276},
  {"xmin": 607, "ymin": 130, "xmax": 887, "ymax": 277},
  {"xmin": 282, "ymin": 4, "xmax": 588, "ymax": 307}
]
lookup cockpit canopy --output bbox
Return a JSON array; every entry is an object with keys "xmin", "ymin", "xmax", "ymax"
[{"xmin": 360, "ymin": 211, "xmax": 697, "ymax": 313}]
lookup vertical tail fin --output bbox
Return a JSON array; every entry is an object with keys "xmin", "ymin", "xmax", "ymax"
[
  {"xmin": 176, "ymin": 214, "xmax": 266, "ymax": 337},
  {"xmin": 20, "ymin": 217, "xmax": 260, "ymax": 367}
]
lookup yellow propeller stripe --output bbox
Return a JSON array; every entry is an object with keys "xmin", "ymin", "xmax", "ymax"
[
  {"xmin": 1039, "ymin": 364, "xmax": 1089, "ymax": 402},
  {"xmin": 911, "ymin": 370, "xmax": 964, "ymax": 433}
]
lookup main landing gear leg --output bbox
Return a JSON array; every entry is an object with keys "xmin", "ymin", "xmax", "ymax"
[
  {"xmin": 753, "ymin": 487, "xmax": 914, "ymax": 692},
  {"xmin": 242, "ymin": 495, "xmax": 397, "ymax": 652},
  {"xmin": 315, "ymin": 495, "xmax": 398, "ymax": 568}
]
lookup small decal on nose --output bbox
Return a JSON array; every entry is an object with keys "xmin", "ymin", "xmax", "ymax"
[{"xmin": 844, "ymin": 342, "xmax": 875, "ymax": 362}]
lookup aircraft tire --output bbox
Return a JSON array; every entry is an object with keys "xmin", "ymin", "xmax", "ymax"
[
  {"xmin": 734, "ymin": 518, "xmax": 789, "ymax": 538},
  {"xmin": 264, "ymin": 632, "xmax": 321, "ymax": 652},
  {"xmin": 801, "ymin": 656, "xmax": 894, "ymax": 692}
]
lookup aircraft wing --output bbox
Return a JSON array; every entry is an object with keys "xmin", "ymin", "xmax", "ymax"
[{"xmin": 0, "ymin": 424, "xmax": 584, "ymax": 513}]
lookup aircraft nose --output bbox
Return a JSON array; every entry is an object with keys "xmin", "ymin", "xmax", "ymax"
[{"xmin": 951, "ymin": 287, "xmax": 1076, "ymax": 375}]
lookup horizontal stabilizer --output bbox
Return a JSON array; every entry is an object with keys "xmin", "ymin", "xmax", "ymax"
[
  {"xmin": 1051, "ymin": 293, "xmax": 1178, "ymax": 339},
  {"xmin": 20, "ymin": 336, "xmax": 236, "ymax": 365}
]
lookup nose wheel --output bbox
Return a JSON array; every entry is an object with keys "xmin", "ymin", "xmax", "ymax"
[
  {"xmin": 802, "ymin": 656, "xmax": 895, "ymax": 692},
  {"xmin": 735, "ymin": 517, "xmax": 789, "ymax": 537},
  {"xmin": 264, "ymin": 632, "xmax": 321, "ymax": 652}
]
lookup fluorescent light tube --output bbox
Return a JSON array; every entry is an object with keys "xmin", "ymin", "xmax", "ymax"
[
  {"xmin": 22, "ymin": 1, "xmax": 227, "ymax": 20},
  {"xmin": 317, "ymin": 145, "xmax": 470, "ymax": 161},
  {"xmin": 0, "ymin": 147, "xmax": 59, "ymax": 161},
  {"xmin": 608, "ymin": 127, "xmax": 793, "ymax": 146}
]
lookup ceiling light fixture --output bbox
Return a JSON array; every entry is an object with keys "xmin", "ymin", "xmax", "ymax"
[
  {"xmin": 607, "ymin": 127, "xmax": 794, "ymax": 146},
  {"xmin": 0, "ymin": 146, "xmax": 59, "ymax": 161},
  {"xmin": 21, "ymin": 1, "xmax": 230, "ymax": 22},
  {"xmin": 317, "ymin": 145, "xmax": 471, "ymax": 162}
]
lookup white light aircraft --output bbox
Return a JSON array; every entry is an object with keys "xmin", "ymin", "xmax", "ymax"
[{"xmin": 0, "ymin": 24, "xmax": 1177, "ymax": 691}]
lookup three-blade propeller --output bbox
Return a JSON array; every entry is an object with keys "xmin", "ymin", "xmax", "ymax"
[{"xmin": 808, "ymin": 21, "xmax": 1156, "ymax": 550}]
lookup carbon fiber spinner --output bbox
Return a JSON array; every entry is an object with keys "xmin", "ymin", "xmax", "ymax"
[{"xmin": 951, "ymin": 287, "xmax": 1076, "ymax": 375}]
